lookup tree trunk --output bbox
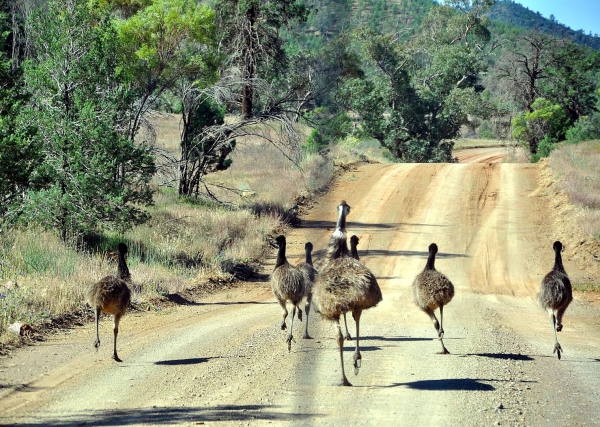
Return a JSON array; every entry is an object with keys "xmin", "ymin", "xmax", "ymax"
[{"xmin": 241, "ymin": 2, "xmax": 257, "ymax": 119}]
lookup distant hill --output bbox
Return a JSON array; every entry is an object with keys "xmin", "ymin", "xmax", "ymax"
[
  {"xmin": 296, "ymin": 0, "xmax": 600, "ymax": 51},
  {"xmin": 489, "ymin": 0, "xmax": 600, "ymax": 50}
]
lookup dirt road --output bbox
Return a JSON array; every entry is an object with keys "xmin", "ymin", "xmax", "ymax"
[{"xmin": 1, "ymin": 148, "xmax": 599, "ymax": 426}]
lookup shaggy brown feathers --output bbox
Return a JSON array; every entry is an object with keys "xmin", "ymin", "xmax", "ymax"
[
  {"xmin": 537, "ymin": 241, "xmax": 572, "ymax": 360},
  {"xmin": 312, "ymin": 201, "xmax": 382, "ymax": 386},
  {"xmin": 413, "ymin": 243, "xmax": 454, "ymax": 354},
  {"xmin": 296, "ymin": 242, "xmax": 318, "ymax": 339},
  {"xmin": 270, "ymin": 235, "xmax": 305, "ymax": 350},
  {"xmin": 86, "ymin": 242, "xmax": 132, "ymax": 362}
]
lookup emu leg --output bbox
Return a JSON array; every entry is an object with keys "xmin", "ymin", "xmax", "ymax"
[
  {"xmin": 335, "ymin": 319, "xmax": 351, "ymax": 386},
  {"xmin": 93, "ymin": 308, "xmax": 101, "ymax": 350},
  {"xmin": 286, "ymin": 305, "xmax": 296, "ymax": 351},
  {"xmin": 426, "ymin": 307, "xmax": 448, "ymax": 354},
  {"xmin": 550, "ymin": 311, "xmax": 562, "ymax": 360},
  {"xmin": 343, "ymin": 312, "xmax": 352, "ymax": 340},
  {"xmin": 279, "ymin": 301, "xmax": 288, "ymax": 330},
  {"xmin": 438, "ymin": 305, "xmax": 449, "ymax": 354},
  {"xmin": 303, "ymin": 295, "xmax": 312, "ymax": 339},
  {"xmin": 352, "ymin": 309, "xmax": 362, "ymax": 375},
  {"xmin": 112, "ymin": 314, "xmax": 123, "ymax": 362},
  {"xmin": 556, "ymin": 305, "xmax": 568, "ymax": 332}
]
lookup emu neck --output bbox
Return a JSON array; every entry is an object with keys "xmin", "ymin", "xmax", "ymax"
[
  {"xmin": 424, "ymin": 251, "xmax": 436, "ymax": 271},
  {"xmin": 351, "ymin": 245, "xmax": 359, "ymax": 260},
  {"xmin": 554, "ymin": 248, "xmax": 566, "ymax": 274},
  {"xmin": 117, "ymin": 253, "xmax": 131, "ymax": 282},
  {"xmin": 305, "ymin": 249, "xmax": 313, "ymax": 266},
  {"xmin": 333, "ymin": 209, "xmax": 347, "ymax": 238},
  {"xmin": 275, "ymin": 244, "xmax": 287, "ymax": 268},
  {"xmin": 327, "ymin": 237, "xmax": 350, "ymax": 260}
]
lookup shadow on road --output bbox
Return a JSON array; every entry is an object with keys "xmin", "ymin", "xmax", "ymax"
[
  {"xmin": 154, "ymin": 357, "xmax": 217, "ymax": 366},
  {"xmin": 0, "ymin": 405, "xmax": 323, "ymax": 426},
  {"xmin": 361, "ymin": 335, "xmax": 432, "ymax": 342},
  {"xmin": 386, "ymin": 378, "xmax": 496, "ymax": 391},
  {"xmin": 464, "ymin": 353, "xmax": 535, "ymax": 361}
]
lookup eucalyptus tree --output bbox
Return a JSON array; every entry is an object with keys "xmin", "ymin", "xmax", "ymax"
[
  {"xmin": 344, "ymin": 0, "xmax": 494, "ymax": 162},
  {"xmin": 212, "ymin": 0, "xmax": 309, "ymax": 119},
  {"xmin": 21, "ymin": 0, "xmax": 155, "ymax": 242}
]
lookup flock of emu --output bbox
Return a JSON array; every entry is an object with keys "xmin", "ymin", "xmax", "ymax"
[{"xmin": 86, "ymin": 200, "xmax": 573, "ymax": 385}]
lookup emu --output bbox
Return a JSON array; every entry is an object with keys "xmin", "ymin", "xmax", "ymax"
[
  {"xmin": 538, "ymin": 241, "xmax": 572, "ymax": 360},
  {"xmin": 313, "ymin": 201, "xmax": 382, "ymax": 386},
  {"xmin": 296, "ymin": 242, "xmax": 318, "ymax": 339},
  {"xmin": 412, "ymin": 243, "xmax": 455, "ymax": 354},
  {"xmin": 271, "ymin": 235, "xmax": 305, "ymax": 351},
  {"xmin": 86, "ymin": 243, "xmax": 132, "ymax": 362}
]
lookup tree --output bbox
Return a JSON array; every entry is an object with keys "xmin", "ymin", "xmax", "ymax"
[
  {"xmin": 495, "ymin": 30, "xmax": 563, "ymax": 113},
  {"xmin": 177, "ymin": 96, "xmax": 235, "ymax": 197},
  {"xmin": 544, "ymin": 42, "xmax": 600, "ymax": 124},
  {"xmin": 115, "ymin": 0, "xmax": 217, "ymax": 143},
  {"xmin": 0, "ymin": 3, "xmax": 39, "ymax": 227},
  {"xmin": 213, "ymin": 0, "xmax": 309, "ymax": 119},
  {"xmin": 344, "ymin": 1, "xmax": 493, "ymax": 162},
  {"xmin": 512, "ymin": 97, "xmax": 568, "ymax": 156},
  {"xmin": 21, "ymin": 0, "xmax": 155, "ymax": 242}
]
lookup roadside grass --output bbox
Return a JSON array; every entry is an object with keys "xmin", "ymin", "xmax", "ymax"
[
  {"xmin": 0, "ymin": 114, "xmax": 384, "ymax": 344},
  {"xmin": 572, "ymin": 278, "xmax": 600, "ymax": 293},
  {"xmin": 453, "ymin": 138, "xmax": 509, "ymax": 150},
  {"xmin": 548, "ymin": 140, "xmax": 600, "ymax": 241}
]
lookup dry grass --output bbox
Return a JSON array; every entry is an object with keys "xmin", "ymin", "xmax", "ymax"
[
  {"xmin": 1, "ymin": 114, "xmax": 377, "ymax": 340},
  {"xmin": 453, "ymin": 138, "xmax": 509, "ymax": 150},
  {"xmin": 0, "ymin": 111, "xmax": 393, "ymax": 339},
  {"xmin": 548, "ymin": 141, "xmax": 600, "ymax": 240}
]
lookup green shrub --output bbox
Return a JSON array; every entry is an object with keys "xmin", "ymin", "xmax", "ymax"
[
  {"xmin": 302, "ymin": 129, "xmax": 328, "ymax": 154},
  {"xmin": 566, "ymin": 113, "xmax": 600, "ymax": 143}
]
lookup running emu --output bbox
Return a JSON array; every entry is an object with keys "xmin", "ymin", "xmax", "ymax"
[
  {"xmin": 538, "ymin": 241, "xmax": 573, "ymax": 360},
  {"xmin": 271, "ymin": 235, "xmax": 305, "ymax": 350},
  {"xmin": 86, "ymin": 243, "xmax": 132, "ymax": 362},
  {"xmin": 340, "ymin": 234, "xmax": 362, "ymax": 340},
  {"xmin": 313, "ymin": 201, "xmax": 382, "ymax": 386},
  {"xmin": 296, "ymin": 242, "xmax": 318, "ymax": 339},
  {"xmin": 413, "ymin": 243, "xmax": 455, "ymax": 354}
]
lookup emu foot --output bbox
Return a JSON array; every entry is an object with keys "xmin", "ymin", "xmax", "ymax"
[
  {"xmin": 344, "ymin": 333, "xmax": 352, "ymax": 341},
  {"xmin": 302, "ymin": 333, "xmax": 313, "ymax": 339},
  {"xmin": 554, "ymin": 342, "xmax": 563, "ymax": 360},
  {"xmin": 280, "ymin": 322, "xmax": 287, "ymax": 331},
  {"xmin": 286, "ymin": 334, "xmax": 294, "ymax": 351},
  {"xmin": 297, "ymin": 309, "xmax": 303, "ymax": 322},
  {"xmin": 340, "ymin": 376, "xmax": 353, "ymax": 387},
  {"xmin": 438, "ymin": 339, "xmax": 450, "ymax": 354},
  {"xmin": 556, "ymin": 323, "xmax": 563, "ymax": 332},
  {"xmin": 353, "ymin": 352, "xmax": 362, "ymax": 375},
  {"xmin": 112, "ymin": 353, "xmax": 123, "ymax": 362}
]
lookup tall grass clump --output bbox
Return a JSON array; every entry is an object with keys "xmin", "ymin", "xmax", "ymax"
[{"xmin": 549, "ymin": 141, "xmax": 600, "ymax": 240}]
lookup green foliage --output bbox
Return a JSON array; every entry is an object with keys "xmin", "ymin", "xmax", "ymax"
[
  {"xmin": 178, "ymin": 97, "xmax": 236, "ymax": 196},
  {"xmin": 566, "ymin": 113, "xmax": 600, "ymax": 143},
  {"xmin": 489, "ymin": 0, "xmax": 600, "ymax": 50},
  {"xmin": 302, "ymin": 129, "xmax": 327, "ymax": 154},
  {"xmin": 0, "ymin": 10, "xmax": 39, "ymax": 227},
  {"xmin": 512, "ymin": 98, "xmax": 569, "ymax": 156},
  {"xmin": 342, "ymin": 1, "xmax": 493, "ymax": 163},
  {"xmin": 530, "ymin": 136, "xmax": 557, "ymax": 163},
  {"xmin": 21, "ymin": 0, "xmax": 156, "ymax": 242}
]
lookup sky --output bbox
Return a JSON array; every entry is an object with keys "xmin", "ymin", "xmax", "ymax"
[{"xmin": 516, "ymin": 0, "xmax": 600, "ymax": 36}]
